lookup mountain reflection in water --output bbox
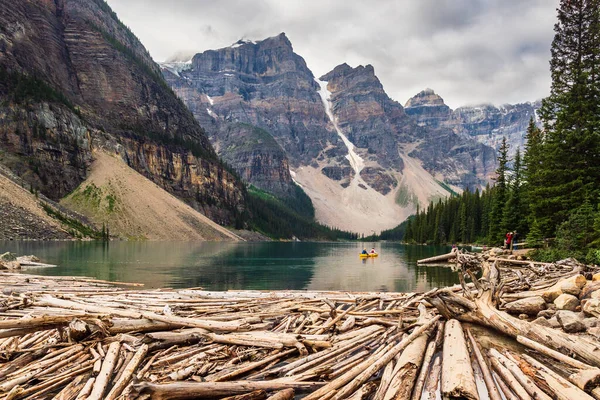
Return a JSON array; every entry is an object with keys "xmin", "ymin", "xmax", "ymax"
[{"xmin": 1, "ymin": 241, "xmax": 459, "ymax": 292}]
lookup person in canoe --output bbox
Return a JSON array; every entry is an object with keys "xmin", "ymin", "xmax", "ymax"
[
  {"xmin": 370, "ymin": 248, "xmax": 376, "ymax": 254},
  {"xmin": 361, "ymin": 248, "xmax": 368, "ymax": 255}
]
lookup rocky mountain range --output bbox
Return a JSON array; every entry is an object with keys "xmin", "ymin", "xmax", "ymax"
[
  {"xmin": 0, "ymin": 0, "xmax": 245, "ymax": 239},
  {"xmin": 161, "ymin": 33, "xmax": 537, "ymax": 234},
  {"xmin": 405, "ymin": 88, "xmax": 540, "ymax": 156}
]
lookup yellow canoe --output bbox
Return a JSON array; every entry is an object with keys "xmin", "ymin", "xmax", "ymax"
[{"xmin": 359, "ymin": 253, "xmax": 379, "ymax": 258}]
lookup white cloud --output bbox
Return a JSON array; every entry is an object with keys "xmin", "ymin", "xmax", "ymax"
[{"xmin": 106, "ymin": 0, "xmax": 558, "ymax": 108}]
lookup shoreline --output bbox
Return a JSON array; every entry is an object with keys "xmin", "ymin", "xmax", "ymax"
[{"xmin": 2, "ymin": 252, "xmax": 600, "ymax": 399}]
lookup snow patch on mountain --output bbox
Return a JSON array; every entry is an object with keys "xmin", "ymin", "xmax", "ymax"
[
  {"xmin": 160, "ymin": 60, "xmax": 192, "ymax": 77},
  {"xmin": 315, "ymin": 79, "xmax": 365, "ymax": 182}
]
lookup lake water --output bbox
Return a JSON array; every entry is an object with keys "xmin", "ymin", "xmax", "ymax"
[{"xmin": 0, "ymin": 241, "xmax": 460, "ymax": 292}]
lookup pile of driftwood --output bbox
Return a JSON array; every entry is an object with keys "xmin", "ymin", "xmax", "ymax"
[{"xmin": 2, "ymin": 251, "xmax": 600, "ymax": 400}]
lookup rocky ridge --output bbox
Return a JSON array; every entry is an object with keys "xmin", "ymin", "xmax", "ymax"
[
  {"xmin": 0, "ymin": 0, "xmax": 246, "ymax": 234},
  {"xmin": 161, "ymin": 34, "xmax": 501, "ymax": 233},
  {"xmin": 405, "ymin": 89, "xmax": 541, "ymax": 156}
]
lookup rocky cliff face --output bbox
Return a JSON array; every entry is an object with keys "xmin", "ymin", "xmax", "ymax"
[
  {"xmin": 404, "ymin": 89, "xmax": 452, "ymax": 129},
  {"xmin": 161, "ymin": 34, "xmax": 341, "ymax": 198},
  {"xmin": 211, "ymin": 123, "xmax": 294, "ymax": 198},
  {"xmin": 320, "ymin": 63, "xmax": 411, "ymax": 173},
  {"xmin": 453, "ymin": 102, "xmax": 541, "ymax": 155},
  {"xmin": 0, "ymin": 0, "xmax": 245, "ymax": 226},
  {"xmin": 405, "ymin": 89, "xmax": 540, "ymax": 156},
  {"xmin": 162, "ymin": 34, "xmax": 499, "ymax": 233},
  {"xmin": 163, "ymin": 34, "xmax": 342, "ymax": 166},
  {"xmin": 321, "ymin": 64, "xmax": 496, "ymax": 191}
]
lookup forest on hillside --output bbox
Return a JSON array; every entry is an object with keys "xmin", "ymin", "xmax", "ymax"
[{"xmin": 392, "ymin": 0, "xmax": 600, "ymax": 264}]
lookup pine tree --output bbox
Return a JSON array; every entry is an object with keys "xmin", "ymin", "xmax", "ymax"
[
  {"xmin": 459, "ymin": 201, "xmax": 467, "ymax": 243},
  {"xmin": 523, "ymin": 117, "xmax": 543, "ymax": 226},
  {"xmin": 556, "ymin": 200, "xmax": 598, "ymax": 252},
  {"xmin": 527, "ymin": 219, "xmax": 544, "ymax": 248},
  {"xmin": 489, "ymin": 137, "xmax": 510, "ymax": 245},
  {"xmin": 536, "ymin": 0, "xmax": 600, "ymax": 236},
  {"xmin": 502, "ymin": 148, "xmax": 527, "ymax": 235}
]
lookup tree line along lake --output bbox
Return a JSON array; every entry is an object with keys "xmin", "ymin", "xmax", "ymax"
[{"xmin": 1, "ymin": 241, "xmax": 459, "ymax": 292}]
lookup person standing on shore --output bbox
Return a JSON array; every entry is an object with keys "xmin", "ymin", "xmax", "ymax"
[{"xmin": 505, "ymin": 232, "xmax": 513, "ymax": 250}]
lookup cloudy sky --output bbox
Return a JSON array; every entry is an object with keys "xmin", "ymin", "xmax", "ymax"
[{"xmin": 106, "ymin": 0, "xmax": 559, "ymax": 109}]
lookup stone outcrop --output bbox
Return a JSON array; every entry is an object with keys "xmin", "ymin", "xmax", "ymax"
[
  {"xmin": 359, "ymin": 167, "xmax": 398, "ymax": 195},
  {"xmin": 320, "ymin": 64, "xmax": 411, "ymax": 171},
  {"xmin": 404, "ymin": 88, "xmax": 452, "ymax": 129},
  {"xmin": 453, "ymin": 102, "xmax": 541, "ymax": 155},
  {"xmin": 212, "ymin": 123, "xmax": 294, "ymax": 198},
  {"xmin": 405, "ymin": 89, "xmax": 541, "ymax": 157},
  {"xmin": 0, "ymin": 0, "xmax": 245, "ymax": 227}
]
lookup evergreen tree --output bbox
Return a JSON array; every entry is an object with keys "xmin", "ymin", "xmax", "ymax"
[
  {"xmin": 536, "ymin": 0, "xmax": 600, "ymax": 236},
  {"xmin": 489, "ymin": 137, "xmax": 510, "ymax": 244},
  {"xmin": 502, "ymin": 148, "xmax": 527, "ymax": 235},
  {"xmin": 523, "ymin": 117, "xmax": 543, "ymax": 228},
  {"xmin": 459, "ymin": 201, "xmax": 467, "ymax": 243},
  {"xmin": 527, "ymin": 219, "xmax": 544, "ymax": 248},
  {"xmin": 555, "ymin": 200, "xmax": 598, "ymax": 252}
]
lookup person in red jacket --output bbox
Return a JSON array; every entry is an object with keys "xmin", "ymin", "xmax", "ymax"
[{"xmin": 505, "ymin": 232, "xmax": 513, "ymax": 249}]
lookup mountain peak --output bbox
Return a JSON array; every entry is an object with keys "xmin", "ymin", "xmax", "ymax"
[
  {"xmin": 405, "ymin": 89, "xmax": 447, "ymax": 108},
  {"xmin": 257, "ymin": 32, "xmax": 293, "ymax": 49},
  {"xmin": 320, "ymin": 63, "xmax": 377, "ymax": 82}
]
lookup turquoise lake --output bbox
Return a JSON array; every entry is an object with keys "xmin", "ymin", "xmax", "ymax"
[{"xmin": 0, "ymin": 241, "xmax": 460, "ymax": 292}]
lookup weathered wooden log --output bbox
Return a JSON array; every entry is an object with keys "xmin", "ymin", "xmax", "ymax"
[
  {"xmin": 516, "ymin": 335, "xmax": 593, "ymax": 370},
  {"xmin": 569, "ymin": 368, "xmax": 600, "ymax": 392},
  {"xmin": 75, "ymin": 377, "xmax": 95, "ymax": 400},
  {"xmin": 503, "ymin": 274, "xmax": 586, "ymax": 301},
  {"xmin": 108, "ymin": 319, "xmax": 182, "ymax": 334},
  {"xmin": 423, "ymin": 354, "xmax": 442, "ymax": 400},
  {"xmin": 132, "ymin": 381, "xmax": 325, "ymax": 399},
  {"xmin": 220, "ymin": 390, "xmax": 267, "ymax": 400},
  {"xmin": 36, "ymin": 295, "xmax": 250, "ymax": 332},
  {"xmin": 209, "ymin": 349, "xmax": 296, "ymax": 382},
  {"xmin": 417, "ymin": 249, "xmax": 457, "ymax": 264},
  {"xmin": 52, "ymin": 374, "xmax": 87, "ymax": 400},
  {"xmin": 371, "ymin": 360, "xmax": 395, "ymax": 400},
  {"xmin": 303, "ymin": 316, "xmax": 441, "ymax": 400},
  {"xmin": 516, "ymin": 352, "xmax": 595, "ymax": 400},
  {"xmin": 0, "ymin": 314, "xmax": 92, "ymax": 331},
  {"xmin": 266, "ymin": 389, "xmax": 294, "ymax": 400},
  {"xmin": 105, "ymin": 344, "xmax": 148, "ymax": 400},
  {"xmin": 410, "ymin": 321, "xmax": 444, "ymax": 400},
  {"xmin": 489, "ymin": 348, "xmax": 552, "ymax": 400},
  {"xmin": 465, "ymin": 328, "xmax": 502, "ymax": 400},
  {"xmin": 441, "ymin": 319, "xmax": 479, "ymax": 400},
  {"xmin": 383, "ymin": 303, "xmax": 433, "ymax": 400},
  {"xmin": 87, "ymin": 341, "xmax": 121, "ymax": 400},
  {"xmin": 492, "ymin": 370, "xmax": 520, "ymax": 400},
  {"xmin": 346, "ymin": 381, "xmax": 378, "ymax": 400},
  {"xmin": 489, "ymin": 356, "xmax": 531, "ymax": 400}
]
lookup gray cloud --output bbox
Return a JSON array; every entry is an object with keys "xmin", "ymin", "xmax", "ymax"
[{"xmin": 106, "ymin": 0, "xmax": 558, "ymax": 108}]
